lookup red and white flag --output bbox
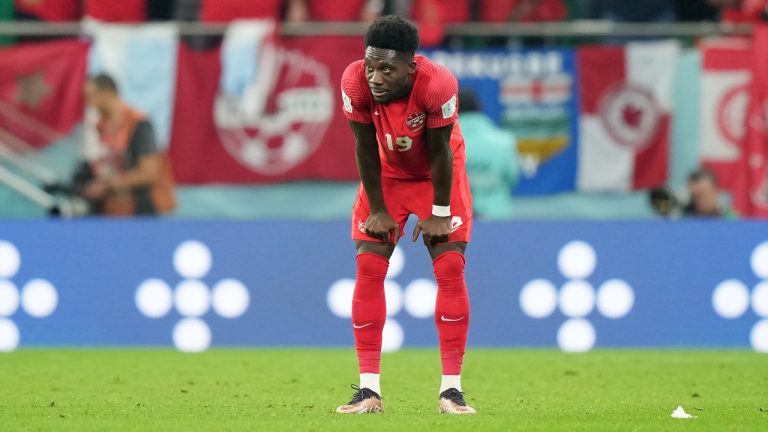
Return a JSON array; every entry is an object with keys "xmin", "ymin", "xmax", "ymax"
[
  {"xmin": 0, "ymin": 39, "xmax": 88, "ymax": 148},
  {"xmin": 699, "ymin": 38, "xmax": 752, "ymax": 191},
  {"xmin": 576, "ymin": 41, "xmax": 679, "ymax": 191},
  {"xmin": 733, "ymin": 26, "xmax": 768, "ymax": 217},
  {"xmin": 169, "ymin": 27, "xmax": 361, "ymax": 183}
]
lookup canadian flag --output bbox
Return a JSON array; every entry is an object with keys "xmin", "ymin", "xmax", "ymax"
[
  {"xmin": 577, "ymin": 41, "xmax": 679, "ymax": 191},
  {"xmin": 733, "ymin": 26, "xmax": 768, "ymax": 217},
  {"xmin": 699, "ymin": 38, "xmax": 753, "ymax": 191}
]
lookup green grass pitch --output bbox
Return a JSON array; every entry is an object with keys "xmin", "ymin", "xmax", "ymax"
[{"xmin": 0, "ymin": 349, "xmax": 766, "ymax": 431}]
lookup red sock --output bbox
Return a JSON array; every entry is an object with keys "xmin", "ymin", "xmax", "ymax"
[
  {"xmin": 352, "ymin": 253, "xmax": 389, "ymax": 374},
  {"xmin": 433, "ymin": 251, "xmax": 470, "ymax": 376}
]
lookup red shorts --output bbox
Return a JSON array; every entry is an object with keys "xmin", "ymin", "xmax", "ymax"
[{"xmin": 351, "ymin": 170, "xmax": 473, "ymax": 243}]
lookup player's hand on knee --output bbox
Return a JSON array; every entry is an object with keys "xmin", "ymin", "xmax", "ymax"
[
  {"xmin": 365, "ymin": 211, "xmax": 400, "ymax": 244},
  {"xmin": 412, "ymin": 216, "xmax": 451, "ymax": 246}
]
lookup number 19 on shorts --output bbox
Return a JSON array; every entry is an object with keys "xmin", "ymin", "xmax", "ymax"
[{"xmin": 384, "ymin": 133, "xmax": 413, "ymax": 152}]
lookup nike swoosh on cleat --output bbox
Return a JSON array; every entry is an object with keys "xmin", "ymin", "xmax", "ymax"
[
  {"xmin": 353, "ymin": 323, "xmax": 373, "ymax": 329},
  {"xmin": 440, "ymin": 315, "xmax": 465, "ymax": 322}
]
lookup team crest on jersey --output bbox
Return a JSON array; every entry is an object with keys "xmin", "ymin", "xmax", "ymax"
[
  {"xmin": 405, "ymin": 112, "xmax": 426, "ymax": 131},
  {"xmin": 442, "ymin": 95, "xmax": 457, "ymax": 119}
]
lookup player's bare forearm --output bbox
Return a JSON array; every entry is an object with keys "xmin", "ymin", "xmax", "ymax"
[
  {"xmin": 350, "ymin": 120, "xmax": 399, "ymax": 243},
  {"xmin": 112, "ymin": 154, "xmax": 162, "ymax": 190},
  {"xmin": 426, "ymin": 124, "xmax": 454, "ymax": 206},
  {"xmin": 350, "ymin": 120, "xmax": 386, "ymax": 212},
  {"xmin": 412, "ymin": 124, "xmax": 453, "ymax": 245}
]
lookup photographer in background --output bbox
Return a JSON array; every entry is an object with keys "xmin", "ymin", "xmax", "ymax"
[
  {"xmin": 650, "ymin": 168, "xmax": 737, "ymax": 219},
  {"xmin": 78, "ymin": 74, "xmax": 175, "ymax": 216},
  {"xmin": 684, "ymin": 168, "xmax": 738, "ymax": 218}
]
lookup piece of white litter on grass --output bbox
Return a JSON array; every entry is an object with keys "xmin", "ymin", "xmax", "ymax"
[{"xmin": 671, "ymin": 406, "xmax": 696, "ymax": 419}]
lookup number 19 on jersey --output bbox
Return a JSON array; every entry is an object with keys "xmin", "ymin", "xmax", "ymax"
[{"xmin": 384, "ymin": 133, "xmax": 413, "ymax": 152}]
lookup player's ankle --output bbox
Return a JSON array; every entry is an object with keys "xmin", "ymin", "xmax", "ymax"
[
  {"xmin": 360, "ymin": 373, "xmax": 381, "ymax": 395},
  {"xmin": 440, "ymin": 374, "xmax": 461, "ymax": 394}
]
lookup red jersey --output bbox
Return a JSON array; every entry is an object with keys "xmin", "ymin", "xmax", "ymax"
[
  {"xmin": 341, "ymin": 55, "xmax": 466, "ymax": 181},
  {"xmin": 410, "ymin": 0, "xmax": 472, "ymax": 23},
  {"xmin": 15, "ymin": 0, "xmax": 80, "ymax": 21},
  {"xmin": 480, "ymin": 0, "xmax": 567, "ymax": 22},
  {"xmin": 722, "ymin": 0, "xmax": 768, "ymax": 22},
  {"xmin": 84, "ymin": 0, "xmax": 145, "ymax": 22},
  {"xmin": 200, "ymin": 0, "xmax": 281, "ymax": 22},
  {"xmin": 309, "ymin": 0, "xmax": 366, "ymax": 21}
]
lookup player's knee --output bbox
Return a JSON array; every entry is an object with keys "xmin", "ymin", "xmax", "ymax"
[
  {"xmin": 356, "ymin": 252, "xmax": 389, "ymax": 278},
  {"xmin": 433, "ymin": 251, "xmax": 465, "ymax": 279}
]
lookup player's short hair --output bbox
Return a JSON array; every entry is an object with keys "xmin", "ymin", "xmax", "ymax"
[
  {"xmin": 365, "ymin": 15, "xmax": 419, "ymax": 56},
  {"xmin": 90, "ymin": 73, "xmax": 119, "ymax": 94},
  {"xmin": 688, "ymin": 168, "xmax": 718, "ymax": 186}
]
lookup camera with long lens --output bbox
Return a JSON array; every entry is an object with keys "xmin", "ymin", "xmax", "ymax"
[
  {"xmin": 42, "ymin": 182, "xmax": 91, "ymax": 218},
  {"xmin": 648, "ymin": 187, "xmax": 691, "ymax": 218}
]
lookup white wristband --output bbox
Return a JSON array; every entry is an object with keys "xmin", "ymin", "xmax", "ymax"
[{"xmin": 432, "ymin": 205, "xmax": 451, "ymax": 217}]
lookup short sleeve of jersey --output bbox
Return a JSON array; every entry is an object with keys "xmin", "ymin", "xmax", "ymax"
[
  {"xmin": 422, "ymin": 64, "xmax": 459, "ymax": 129},
  {"xmin": 340, "ymin": 61, "xmax": 373, "ymax": 124}
]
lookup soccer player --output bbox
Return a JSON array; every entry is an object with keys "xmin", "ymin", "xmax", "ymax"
[{"xmin": 336, "ymin": 15, "xmax": 475, "ymax": 415}]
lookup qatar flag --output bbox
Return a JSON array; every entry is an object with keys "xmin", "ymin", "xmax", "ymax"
[{"xmin": 576, "ymin": 41, "xmax": 679, "ymax": 191}]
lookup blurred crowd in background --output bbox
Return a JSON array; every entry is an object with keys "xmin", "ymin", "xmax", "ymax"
[{"xmin": 1, "ymin": 0, "xmax": 767, "ymax": 26}]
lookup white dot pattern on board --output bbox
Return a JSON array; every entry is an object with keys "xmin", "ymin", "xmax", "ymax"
[
  {"xmin": 135, "ymin": 240, "xmax": 251, "ymax": 353},
  {"xmin": 557, "ymin": 241, "xmax": 597, "ymax": 279},
  {"xmin": 0, "ymin": 241, "xmax": 21, "ymax": 279},
  {"xmin": 521, "ymin": 241, "xmax": 634, "ymax": 352},
  {"xmin": 520, "ymin": 279, "xmax": 558, "ymax": 319},
  {"xmin": 173, "ymin": 241, "xmax": 213, "ymax": 279}
]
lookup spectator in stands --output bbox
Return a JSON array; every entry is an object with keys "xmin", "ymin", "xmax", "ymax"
[
  {"xmin": 199, "ymin": 0, "xmax": 282, "ymax": 22},
  {"xmin": 13, "ymin": 0, "xmax": 79, "ymax": 22},
  {"xmin": 147, "ymin": 0, "xmax": 174, "ymax": 21},
  {"xmin": 709, "ymin": 0, "xmax": 768, "ymax": 22},
  {"xmin": 578, "ymin": 0, "xmax": 676, "ymax": 22},
  {"xmin": 684, "ymin": 168, "xmax": 737, "ymax": 219},
  {"xmin": 173, "ymin": 0, "xmax": 201, "ymax": 21},
  {"xmin": 83, "ymin": 0, "xmax": 145, "ymax": 22},
  {"xmin": 405, "ymin": 0, "xmax": 472, "ymax": 46},
  {"xmin": 474, "ymin": 0, "xmax": 568, "ymax": 47},
  {"xmin": 408, "ymin": 0, "xmax": 472, "ymax": 24},
  {"xmin": 13, "ymin": 0, "xmax": 79, "ymax": 41},
  {"xmin": 479, "ymin": 0, "xmax": 568, "ymax": 23},
  {"xmin": 676, "ymin": 0, "xmax": 719, "ymax": 21},
  {"xmin": 459, "ymin": 89, "xmax": 520, "ymax": 220},
  {"xmin": 286, "ymin": 0, "xmax": 383, "ymax": 22},
  {"xmin": 80, "ymin": 74, "xmax": 174, "ymax": 216}
]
